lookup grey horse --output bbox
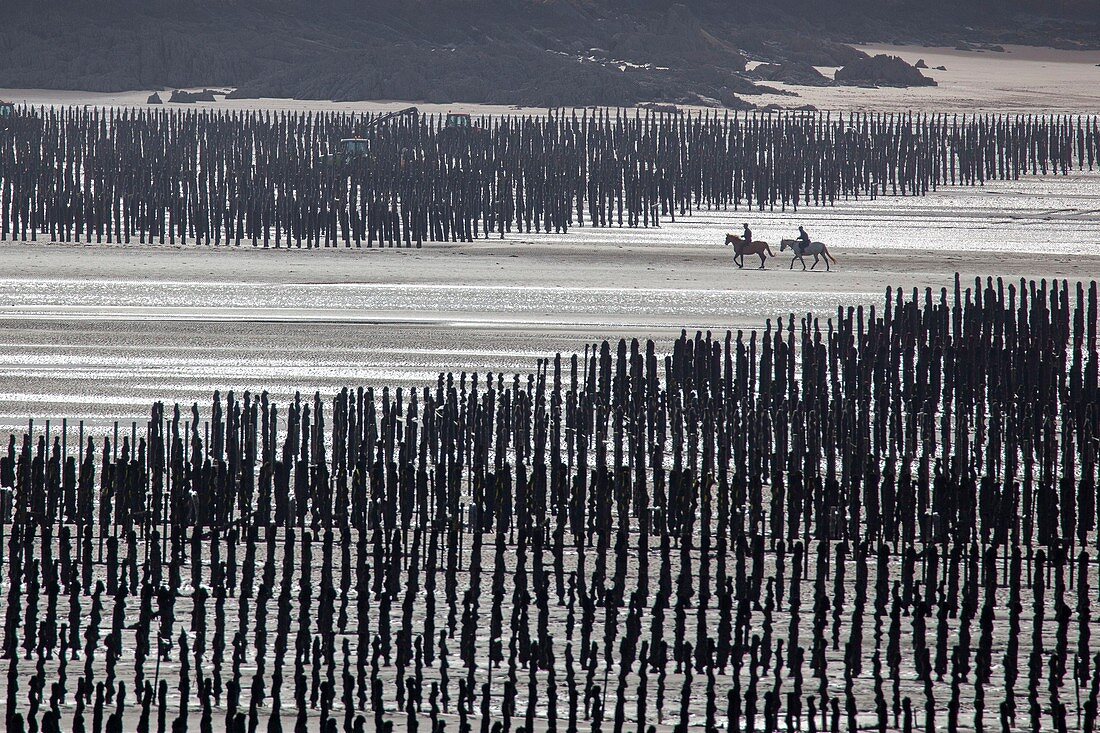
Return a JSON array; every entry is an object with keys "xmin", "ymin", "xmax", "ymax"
[{"xmin": 780, "ymin": 239, "xmax": 838, "ymax": 272}]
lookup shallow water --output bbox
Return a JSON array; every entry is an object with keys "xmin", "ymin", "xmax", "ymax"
[
  {"xmin": 0, "ymin": 283, "xmax": 883, "ymax": 430},
  {"xmin": 0, "ymin": 278, "xmax": 875, "ymax": 323},
  {"xmin": 0, "ymin": 318, "xmax": 828, "ymax": 431}
]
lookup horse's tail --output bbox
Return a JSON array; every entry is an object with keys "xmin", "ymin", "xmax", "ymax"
[
  {"xmin": 766, "ymin": 243, "xmax": 776, "ymax": 257},
  {"xmin": 824, "ymin": 244, "xmax": 838, "ymax": 264}
]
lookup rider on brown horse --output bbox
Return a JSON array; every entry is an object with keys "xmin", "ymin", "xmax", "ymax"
[
  {"xmin": 725, "ymin": 232, "xmax": 775, "ymax": 269},
  {"xmin": 743, "ymin": 223, "xmax": 752, "ymax": 244}
]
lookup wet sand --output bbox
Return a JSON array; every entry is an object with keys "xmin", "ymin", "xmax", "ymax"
[
  {"xmin": 26, "ymin": 528, "xmax": 1095, "ymax": 733},
  {"xmin": 0, "ymin": 173, "xmax": 1097, "ymax": 429}
]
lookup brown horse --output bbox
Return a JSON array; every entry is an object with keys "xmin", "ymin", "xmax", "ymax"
[{"xmin": 724, "ymin": 234, "xmax": 775, "ymax": 269}]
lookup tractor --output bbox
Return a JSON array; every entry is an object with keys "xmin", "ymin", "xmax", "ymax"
[
  {"xmin": 324, "ymin": 106, "xmax": 418, "ymax": 166},
  {"xmin": 329, "ymin": 138, "xmax": 372, "ymax": 166},
  {"xmin": 0, "ymin": 101, "xmax": 14, "ymax": 132},
  {"xmin": 438, "ymin": 111, "xmax": 489, "ymax": 152}
]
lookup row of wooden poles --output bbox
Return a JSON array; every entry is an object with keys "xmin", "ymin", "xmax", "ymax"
[
  {"xmin": 0, "ymin": 108, "xmax": 1097, "ymax": 247},
  {"xmin": 0, "ymin": 275, "xmax": 1098, "ymax": 731}
]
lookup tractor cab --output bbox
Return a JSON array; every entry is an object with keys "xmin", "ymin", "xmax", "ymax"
[
  {"xmin": 0, "ymin": 101, "xmax": 14, "ymax": 132},
  {"xmin": 339, "ymin": 138, "xmax": 371, "ymax": 157},
  {"xmin": 445, "ymin": 112, "xmax": 472, "ymax": 130},
  {"xmin": 324, "ymin": 138, "xmax": 372, "ymax": 166}
]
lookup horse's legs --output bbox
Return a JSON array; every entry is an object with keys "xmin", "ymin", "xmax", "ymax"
[
  {"xmin": 825, "ymin": 255, "xmax": 831, "ymax": 272},
  {"xmin": 734, "ymin": 253, "xmax": 742, "ymax": 268},
  {"xmin": 789, "ymin": 256, "xmax": 795, "ymax": 270},
  {"xmin": 758, "ymin": 253, "xmax": 766, "ymax": 269},
  {"xmin": 800, "ymin": 255, "xmax": 807, "ymax": 271},
  {"xmin": 811, "ymin": 255, "xmax": 819, "ymax": 270}
]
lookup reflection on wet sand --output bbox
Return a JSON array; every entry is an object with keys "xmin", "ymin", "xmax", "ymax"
[{"xmin": 0, "ymin": 171, "xmax": 1096, "ymax": 429}]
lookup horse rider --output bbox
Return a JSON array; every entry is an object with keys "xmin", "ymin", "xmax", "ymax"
[
  {"xmin": 743, "ymin": 223, "xmax": 752, "ymax": 243},
  {"xmin": 796, "ymin": 225, "xmax": 811, "ymax": 251}
]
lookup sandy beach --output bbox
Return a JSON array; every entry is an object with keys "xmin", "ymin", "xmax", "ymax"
[{"xmin": 754, "ymin": 42, "xmax": 1100, "ymax": 113}]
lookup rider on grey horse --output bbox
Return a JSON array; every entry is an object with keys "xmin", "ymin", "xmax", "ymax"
[
  {"xmin": 780, "ymin": 228, "xmax": 837, "ymax": 271},
  {"xmin": 796, "ymin": 226, "xmax": 811, "ymax": 251}
]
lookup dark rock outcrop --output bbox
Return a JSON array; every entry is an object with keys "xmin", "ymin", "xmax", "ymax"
[
  {"xmin": 752, "ymin": 35, "xmax": 868, "ymax": 67},
  {"xmin": 147, "ymin": 92, "xmax": 163, "ymax": 104},
  {"xmin": 752, "ymin": 61, "xmax": 832, "ymax": 87},
  {"xmin": 169, "ymin": 89, "xmax": 219, "ymax": 103},
  {"xmin": 834, "ymin": 54, "xmax": 937, "ymax": 87},
  {"xmin": 637, "ymin": 102, "xmax": 681, "ymax": 114},
  {"xmin": 915, "ymin": 58, "xmax": 928, "ymax": 68}
]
